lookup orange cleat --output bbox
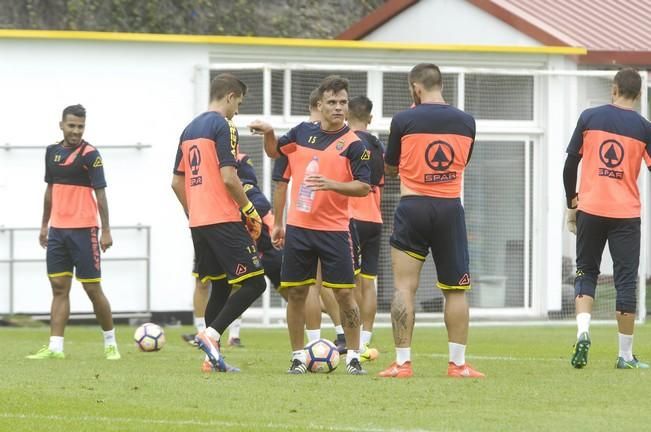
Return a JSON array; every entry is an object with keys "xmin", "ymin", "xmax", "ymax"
[
  {"xmin": 447, "ymin": 362, "xmax": 485, "ymax": 378},
  {"xmin": 378, "ymin": 361, "xmax": 413, "ymax": 378},
  {"xmin": 201, "ymin": 360, "xmax": 213, "ymax": 373}
]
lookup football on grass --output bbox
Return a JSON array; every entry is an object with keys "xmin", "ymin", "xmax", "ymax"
[
  {"xmin": 305, "ymin": 338, "xmax": 340, "ymax": 373},
  {"xmin": 134, "ymin": 323, "xmax": 166, "ymax": 352}
]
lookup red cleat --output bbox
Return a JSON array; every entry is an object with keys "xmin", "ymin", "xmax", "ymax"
[
  {"xmin": 378, "ymin": 361, "xmax": 413, "ymax": 378},
  {"xmin": 447, "ymin": 362, "xmax": 485, "ymax": 378}
]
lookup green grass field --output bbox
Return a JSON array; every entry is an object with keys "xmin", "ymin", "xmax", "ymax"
[{"xmin": 1, "ymin": 324, "xmax": 649, "ymax": 432}]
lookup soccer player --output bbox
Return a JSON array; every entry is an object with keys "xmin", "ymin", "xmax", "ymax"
[
  {"xmin": 251, "ymin": 76, "xmax": 371, "ymax": 375},
  {"xmin": 565, "ymin": 68, "xmax": 651, "ymax": 369},
  {"xmin": 27, "ymin": 104, "xmax": 121, "ymax": 361},
  {"xmin": 265, "ymin": 89, "xmax": 348, "ymax": 351},
  {"xmin": 181, "ymin": 152, "xmax": 284, "ymax": 349},
  {"xmin": 379, "ymin": 64, "xmax": 484, "ymax": 378},
  {"xmin": 348, "ymin": 95, "xmax": 384, "ymax": 362},
  {"xmin": 172, "ymin": 73, "xmax": 267, "ymax": 372}
]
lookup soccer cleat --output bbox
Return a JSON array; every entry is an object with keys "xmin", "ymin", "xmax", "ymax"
[
  {"xmin": 570, "ymin": 332, "xmax": 591, "ymax": 369},
  {"xmin": 615, "ymin": 355, "xmax": 650, "ymax": 369},
  {"xmin": 360, "ymin": 345, "xmax": 379, "ymax": 363},
  {"xmin": 287, "ymin": 358, "xmax": 308, "ymax": 374},
  {"xmin": 182, "ymin": 333, "xmax": 198, "ymax": 346},
  {"xmin": 447, "ymin": 362, "xmax": 485, "ymax": 378},
  {"xmin": 346, "ymin": 358, "xmax": 368, "ymax": 375},
  {"xmin": 26, "ymin": 346, "xmax": 65, "ymax": 360},
  {"xmin": 104, "ymin": 345, "xmax": 121, "ymax": 360},
  {"xmin": 201, "ymin": 360, "xmax": 213, "ymax": 373},
  {"xmin": 228, "ymin": 337, "xmax": 244, "ymax": 348},
  {"xmin": 195, "ymin": 331, "xmax": 222, "ymax": 368},
  {"xmin": 333, "ymin": 334, "xmax": 347, "ymax": 355},
  {"xmin": 378, "ymin": 361, "xmax": 413, "ymax": 378},
  {"xmin": 195, "ymin": 333, "xmax": 239, "ymax": 372}
]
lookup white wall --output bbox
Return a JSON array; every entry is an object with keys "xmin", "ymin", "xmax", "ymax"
[
  {"xmin": 0, "ymin": 39, "xmax": 209, "ymax": 313},
  {"xmin": 364, "ymin": 0, "xmax": 542, "ymax": 46}
]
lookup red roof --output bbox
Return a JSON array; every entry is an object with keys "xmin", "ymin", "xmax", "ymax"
[{"xmin": 338, "ymin": 0, "xmax": 651, "ymax": 65}]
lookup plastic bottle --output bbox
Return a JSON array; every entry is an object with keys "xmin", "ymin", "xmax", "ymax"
[{"xmin": 296, "ymin": 156, "xmax": 319, "ymax": 213}]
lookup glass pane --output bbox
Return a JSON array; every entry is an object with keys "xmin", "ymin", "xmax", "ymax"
[
  {"xmin": 465, "ymin": 141, "xmax": 526, "ymax": 307},
  {"xmin": 210, "ymin": 69, "xmax": 263, "ymax": 115},
  {"xmin": 464, "ymin": 74, "xmax": 533, "ymax": 120},
  {"xmin": 382, "ymin": 72, "xmax": 457, "ymax": 117},
  {"xmin": 290, "ymin": 70, "xmax": 367, "ymax": 116}
]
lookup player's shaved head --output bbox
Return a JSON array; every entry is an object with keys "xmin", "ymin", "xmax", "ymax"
[
  {"xmin": 62, "ymin": 104, "xmax": 86, "ymax": 120},
  {"xmin": 348, "ymin": 95, "xmax": 373, "ymax": 123},
  {"xmin": 210, "ymin": 73, "xmax": 247, "ymax": 102},
  {"xmin": 408, "ymin": 63, "xmax": 442, "ymax": 90},
  {"xmin": 613, "ymin": 68, "xmax": 641, "ymax": 100}
]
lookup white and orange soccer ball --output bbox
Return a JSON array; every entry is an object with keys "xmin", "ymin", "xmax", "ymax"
[
  {"xmin": 305, "ymin": 338, "xmax": 340, "ymax": 373},
  {"xmin": 134, "ymin": 323, "xmax": 166, "ymax": 352}
]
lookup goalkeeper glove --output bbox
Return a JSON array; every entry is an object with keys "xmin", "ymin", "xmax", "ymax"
[
  {"xmin": 566, "ymin": 195, "xmax": 578, "ymax": 235},
  {"xmin": 241, "ymin": 201, "xmax": 262, "ymax": 240}
]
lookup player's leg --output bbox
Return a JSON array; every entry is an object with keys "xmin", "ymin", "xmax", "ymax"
[
  {"xmin": 608, "ymin": 217, "xmax": 648, "ymax": 368},
  {"xmin": 357, "ymin": 220, "xmax": 382, "ymax": 361},
  {"xmin": 305, "ymin": 271, "xmax": 323, "ymax": 343},
  {"xmin": 182, "ymin": 276, "xmax": 210, "ymax": 345},
  {"xmin": 280, "ymin": 226, "xmax": 318, "ymax": 374},
  {"xmin": 319, "ymin": 230, "xmax": 365, "ymax": 375},
  {"xmin": 377, "ymin": 246, "xmax": 422, "ymax": 378},
  {"xmin": 379, "ymin": 197, "xmax": 429, "ymax": 378},
  {"xmin": 321, "ymin": 285, "xmax": 346, "ymax": 353},
  {"xmin": 227, "ymin": 285, "xmax": 244, "ymax": 347},
  {"xmin": 572, "ymin": 211, "xmax": 607, "ymax": 368},
  {"xmin": 193, "ymin": 223, "xmax": 265, "ymax": 372},
  {"xmin": 28, "ymin": 227, "xmax": 72, "ymax": 359},
  {"xmin": 432, "ymin": 199, "xmax": 482, "ymax": 378},
  {"xmin": 69, "ymin": 227, "xmax": 120, "ymax": 359}
]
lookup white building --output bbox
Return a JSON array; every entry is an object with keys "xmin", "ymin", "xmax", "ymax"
[{"xmin": 0, "ymin": 0, "xmax": 647, "ymax": 322}]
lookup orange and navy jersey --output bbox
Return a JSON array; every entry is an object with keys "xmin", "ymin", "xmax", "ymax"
[
  {"xmin": 350, "ymin": 130, "xmax": 385, "ymax": 224},
  {"xmin": 272, "ymin": 121, "xmax": 370, "ymax": 231},
  {"xmin": 174, "ymin": 111, "xmax": 241, "ymax": 228},
  {"xmin": 44, "ymin": 140, "xmax": 106, "ymax": 228},
  {"xmin": 567, "ymin": 104, "xmax": 651, "ymax": 218},
  {"xmin": 385, "ymin": 103, "xmax": 475, "ymax": 198}
]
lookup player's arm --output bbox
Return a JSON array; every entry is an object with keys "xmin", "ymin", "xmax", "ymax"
[
  {"xmin": 248, "ymin": 120, "xmax": 280, "ymax": 159},
  {"xmin": 307, "ymin": 140, "xmax": 371, "ymax": 197},
  {"xmin": 171, "ymin": 174, "xmax": 188, "ymax": 217},
  {"xmin": 384, "ymin": 116, "xmax": 402, "ymax": 177},
  {"xmin": 39, "ymin": 184, "xmax": 52, "ymax": 248},
  {"xmin": 272, "ymin": 181, "xmax": 288, "ymax": 249},
  {"xmin": 95, "ymin": 188, "xmax": 113, "ymax": 252},
  {"xmin": 563, "ymin": 115, "xmax": 585, "ymax": 234}
]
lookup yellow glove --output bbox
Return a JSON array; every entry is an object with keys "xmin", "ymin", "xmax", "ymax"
[{"xmin": 241, "ymin": 201, "xmax": 262, "ymax": 240}]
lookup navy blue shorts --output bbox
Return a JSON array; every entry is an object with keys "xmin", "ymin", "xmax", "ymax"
[
  {"xmin": 352, "ymin": 219, "xmax": 382, "ymax": 279},
  {"xmin": 46, "ymin": 227, "xmax": 101, "ymax": 282},
  {"xmin": 281, "ymin": 225, "xmax": 355, "ymax": 289},
  {"xmin": 390, "ymin": 196, "xmax": 470, "ymax": 290},
  {"xmin": 191, "ymin": 222, "xmax": 264, "ymax": 285}
]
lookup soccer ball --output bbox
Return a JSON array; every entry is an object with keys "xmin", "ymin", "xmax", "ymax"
[
  {"xmin": 134, "ymin": 323, "xmax": 166, "ymax": 352},
  {"xmin": 305, "ymin": 338, "xmax": 340, "ymax": 373}
]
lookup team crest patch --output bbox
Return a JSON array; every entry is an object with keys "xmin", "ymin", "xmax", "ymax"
[
  {"xmin": 458, "ymin": 273, "xmax": 470, "ymax": 286},
  {"xmin": 336, "ymin": 139, "xmax": 345, "ymax": 150},
  {"xmin": 92, "ymin": 157, "xmax": 103, "ymax": 167},
  {"xmin": 235, "ymin": 263, "xmax": 247, "ymax": 276}
]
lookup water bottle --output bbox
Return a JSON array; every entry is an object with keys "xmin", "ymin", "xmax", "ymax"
[{"xmin": 296, "ymin": 156, "xmax": 319, "ymax": 213}]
